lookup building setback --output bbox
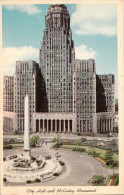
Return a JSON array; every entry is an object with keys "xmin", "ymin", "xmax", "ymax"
[{"xmin": 40, "ymin": 4, "xmax": 75, "ymax": 113}]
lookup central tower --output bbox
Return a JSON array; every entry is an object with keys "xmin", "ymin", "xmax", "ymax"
[{"xmin": 40, "ymin": 4, "xmax": 75, "ymax": 113}]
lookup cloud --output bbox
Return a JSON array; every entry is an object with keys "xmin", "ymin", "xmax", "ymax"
[
  {"xmin": 4, "ymin": 5, "xmax": 42, "ymax": 15},
  {"xmin": 71, "ymin": 4, "xmax": 117, "ymax": 36},
  {"xmin": 2, "ymin": 46, "xmax": 39, "ymax": 75},
  {"xmin": 75, "ymin": 44, "xmax": 96, "ymax": 60}
]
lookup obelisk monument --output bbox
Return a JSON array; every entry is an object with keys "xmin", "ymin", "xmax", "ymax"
[{"xmin": 23, "ymin": 94, "xmax": 31, "ymax": 160}]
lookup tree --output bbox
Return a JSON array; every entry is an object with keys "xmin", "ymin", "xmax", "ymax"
[
  {"xmin": 105, "ymin": 150, "xmax": 114, "ymax": 165},
  {"xmin": 105, "ymin": 150, "xmax": 113, "ymax": 159},
  {"xmin": 30, "ymin": 135, "xmax": 39, "ymax": 147},
  {"xmin": 52, "ymin": 133, "xmax": 62, "ymax": 149},
  {"xmin": 75, "ymin": 139, "xmax": 82, "ymax": 146}
]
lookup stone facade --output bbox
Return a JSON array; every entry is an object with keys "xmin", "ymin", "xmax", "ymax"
[
  {"xmin": 33, "ymin": 112, "xmax": 76, "ymax": 133},
  {"xmin": 3, "ymin": 76, "xmax": 14, "ymax": 131},
  {"xmin": 14, "ymin": 60, "xmax": 47, "ymax": 132},
  {"xmin": 3, "ymin": 111, "xmax": 15, "ymax": 132},
  {"xmin": 3, "ymin": 4, "xmax": 116, "ymax": 135},
  {"xmin": 93, "ymin": 112, "xmax": 115, "ymax": 134},
  {"xmin": 73, "ymin": 59, "xmax": 96, "ymax": 133},
  {"xmin": 40, "ymin": 4, "xmax": 75, "ymax": 113},
  {"xmin": 96, "ymin": 74, "xmax": 115, "ymax": 112}
]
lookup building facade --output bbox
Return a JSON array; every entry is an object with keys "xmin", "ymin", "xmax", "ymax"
[
  {"xmin": 3, "ymin": 76, "xmax": 14, "ymax": 131},
  {"xmin": 73, "ymin": 59, "xmax": 96, "ymax": 133},
  {"xmin": 14, "ymin": 60, "xmax": 47, "ymax": 132},
  {"xmin": 3, "ymin": 76, "xmax": 14, "ymax": 112},
  {"xmin": 40, "ymin": 4, "xmax": 75, "ymax": 113},
  {"xmin": 3, "ymin": 4, "xmax": 116, "ymax": 135},
  {"xmin": 96, "ymin": 74, "xmax": 115, "ymax": 113}
]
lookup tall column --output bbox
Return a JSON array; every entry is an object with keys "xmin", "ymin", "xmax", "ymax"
[
  {"xmin": 47, "ymin": 120, "xmax": 49, "ymax": 132},
  {"xmin": 43, "ymin": 119, "xmax": 44, "ymax": 132},
  {"xmin": 55, "ymin": 120, "xmax": 57, "ymax": 132},
  {"xmin": 23, "ymin": 94, "xmax": 31, "ymax": 160},
  {"xmin": 105, "ymin": 119, "xmax": 107, "ymax": 133},
  {"xmin": 51, "ymin": 120, "xmax": 53, "ymax": 132},
  {"xmin": 108, "ymin": 118, "xmax": 110, "ymax": 132},
  {"xmin": 102, "ymin": 119, "xmax": 105, "ymax": 133},
  {"xmin": 110, "ymin": 119, "xmax": 111, "ymax": 131},
  {"xmin": 39, "ymin": 120, "xmax": 40, "ymax": 132},
  {"xmin": 64, "ymin": 120, "xmax": 66, "ymax": 132},
  {"xmin": 59, "ymin": 120, "xmax": 61, "ymax": 132},
  {"xmin": 68, "ymin": 120, "xmax": 70, "ymax": 133},
  {"xmin": 100, "ymin": 119, "xmax": 102, "ymax": 132}
]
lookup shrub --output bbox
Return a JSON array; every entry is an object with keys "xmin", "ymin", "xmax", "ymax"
[
  {"xmin": 114, "ymin": 177, "xmax": 119, "ymax": 185},
  {"xmin": 30, "ymin": 135, "xmax": 39, "ymax": 147},
  {"xmin": 81, "ymin": 137, "xmax": 87, "ymax": 142},
  {"xmin": 87, "ymin": 149, "xmax": 95, "ymax": 156},
  {"xmin": 72, "ymin": 147, "xmax": 76, "ymax": 151},
  {"xmin": 59, "ymin": 161, "xmax": 65, "ymax": 166},
  {"xmin": 91, "ymin": 175, "xmax": 105, "ymax": 186},
  {"xmin": 105, "ymin": 150, "xmax": 114, "ymax": 161},
  {"xmin": 72, "ymin": 147, "xmax": 86, "ymax": 152},
  {"xmin": 79, "ymin": 148, "xmax": 86, "ymax": 152},
  {"xmin": 26, "ymin": 180, "xmax": 32, "ymax": 184},
  {"xmin": 53, "ymin": 142, "xmax": 62, "ymax": 149},
  {"xmin": 35, "ymin": 178, "xmax": 41, "ymax": 183},
  {"xmin": 3, "ymin": 178, "xmax": 7, "ymax": 183},
  {"xmin": 3, "ymin": 144, "xmax": 13, "ymax": 149},
  {"xmin": 53, "ymin": 173, "xmax": 59, "ymax": 176},
  {"xmin": 52, "ymin": 137, "xmax": 58, "ymax": 143},
  {"xmin": 75, "ymin": 139, "xmax": 82, "ymax": 146}
]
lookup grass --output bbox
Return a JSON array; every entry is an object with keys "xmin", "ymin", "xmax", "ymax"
[
  {"xmin": 100, "ymin": 151, "xmax": 118, "ymax": 161},
  {"xmin": 61, "ymin": 144, "xmax": 118, "ymax": 161},
  {"xmin": 3, "ymin": 143, "xmax": 23, "ymax": 149}
]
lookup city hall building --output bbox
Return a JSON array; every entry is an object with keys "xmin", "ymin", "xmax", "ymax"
[{"xmin": 3, "ymin": 4, "xmax": 116, "ymax": 135}]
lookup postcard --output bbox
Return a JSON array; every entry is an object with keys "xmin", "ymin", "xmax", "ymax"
[{"xmin": 0, "ymin": 0, "xmax": 124, "ymax": 194}]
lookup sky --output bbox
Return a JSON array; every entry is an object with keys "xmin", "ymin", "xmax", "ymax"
[{"xmin": 2, "ymin": 3, "xmax": 118, "ymax": 98}]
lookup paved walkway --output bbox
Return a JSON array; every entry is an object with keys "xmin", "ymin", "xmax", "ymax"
[{"xmin": 4, "ymin": 143, "xmax": 118, "ymax": 186}]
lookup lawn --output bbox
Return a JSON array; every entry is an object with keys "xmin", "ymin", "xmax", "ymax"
[
  {"xmin": 3, "ymin": 143, "xmax": 23, "ymax": 149},
  {"xmin": 61, "ymin": 144, "xmax": 118, "ymax": 161}
]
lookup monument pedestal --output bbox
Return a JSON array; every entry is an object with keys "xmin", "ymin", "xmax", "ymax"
[{"xmin": 23, "ymin": 149, "xmax": 31, "ymax": 160}]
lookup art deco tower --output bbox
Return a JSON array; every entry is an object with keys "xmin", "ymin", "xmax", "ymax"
[{"xmin": 40, "ymin": 4, "xmax": 75, "ymax": 113}]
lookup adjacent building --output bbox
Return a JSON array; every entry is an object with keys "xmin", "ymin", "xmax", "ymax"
[
  {"xmin": 3, "ymin": 76, "xmax": 15, "ymax": 132},
  {"xmin": 14, "ymin": 60, "xmax": 47, "ymax": 132},
  {"xmin": 96, "ymin": 74, "xmax": 115, "ymax": 113},
  {"xmin": 3, "ymin": 76, "xmax": 14, "ymax": 112},
  {"xmin": 73, "ymin": 59, "xmax": 96, "ymax": 133}
]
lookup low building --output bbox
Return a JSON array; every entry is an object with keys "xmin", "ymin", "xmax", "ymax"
[{"xmin": 93, "ymin": 112, "xmax": 115, "ymax": 134}]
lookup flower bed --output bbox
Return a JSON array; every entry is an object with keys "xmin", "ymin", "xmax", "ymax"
[
  {"xmin": 96, "ymin": 156, "xmax": 106, "ymax": 164},
  {"xmin": 108, "ymin": 179, "xmax": 115, "ymax": 186}
]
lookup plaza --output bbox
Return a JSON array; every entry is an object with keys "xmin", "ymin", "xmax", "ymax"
[{"xmin": 3, "ymin": 139, "xmax": 118, "ymax": 186}]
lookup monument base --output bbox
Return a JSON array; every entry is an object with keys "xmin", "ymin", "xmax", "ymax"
[{"xmin": 23, "ymin": 149, "xmax": 31, "ymax": 160}]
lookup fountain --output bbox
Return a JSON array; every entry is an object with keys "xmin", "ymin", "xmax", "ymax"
[{"xmin": 3, "ymin": 95, "xmax": 62, "ymax": 184}]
